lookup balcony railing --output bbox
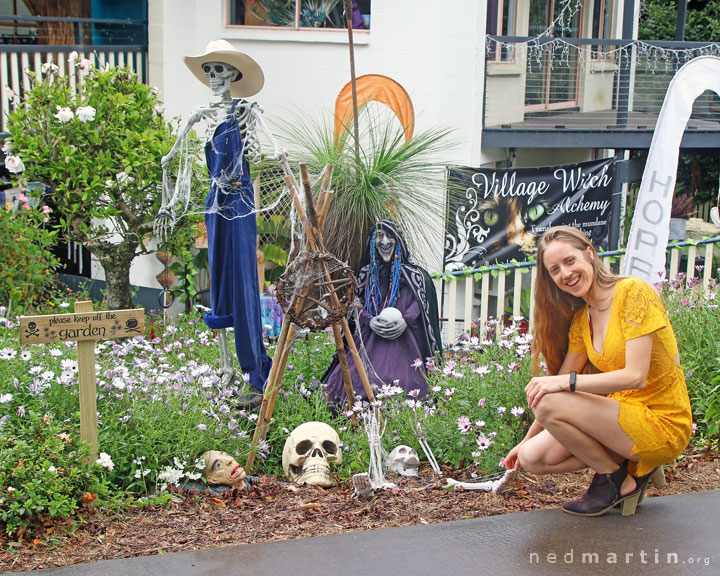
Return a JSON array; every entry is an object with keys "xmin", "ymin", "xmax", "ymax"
[
  {"xmin": 483, "ymin": 36, "xmax": 720, "ymax": 147},
  {"xmin": 0, "ymin": 16, "xmax": 148, "ymax": 132}
]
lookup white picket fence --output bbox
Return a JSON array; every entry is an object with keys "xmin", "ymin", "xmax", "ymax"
[
  {"xmin": 0, "ymin": 48, "xmax": 147, "ymax": 132},
  {"xmin": 434, "ymin": 237, "xmax": 720, "ymax": 345}
]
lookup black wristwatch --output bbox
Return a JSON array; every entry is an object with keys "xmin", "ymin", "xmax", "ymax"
[{"xmin": 569, "ymin": 371, "xmax": 577, "ymax": 392}]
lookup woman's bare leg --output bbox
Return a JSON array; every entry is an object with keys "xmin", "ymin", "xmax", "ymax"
[
  {"xmin": 532, "ymin": 391, "xmax": 638, "ymax": 494},
  {"xmin": 518, "ymin": 430, "xmax": 587, "ymax": 474}
]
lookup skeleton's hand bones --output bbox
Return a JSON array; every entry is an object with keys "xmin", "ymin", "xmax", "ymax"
[{"xmin": 153, "ymin": 209, "xmax": 175, "ymax": 242}]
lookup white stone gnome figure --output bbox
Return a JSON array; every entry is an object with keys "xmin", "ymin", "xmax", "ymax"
[{"xmin": 155, "ymin": 39, "xmax": 295, "ymax": 409}]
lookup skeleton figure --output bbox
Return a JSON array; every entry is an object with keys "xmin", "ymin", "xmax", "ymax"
[
  {"xmin": 156, "ymin": 40, "xmax": 297, "ymax": 406},
  {"xmin": 200, "ymin": 450, "xmax": 247, "ymax": 486},
  {"xmin": 282, "ymin": 422, "xmax": 343, "ymax": 487}
]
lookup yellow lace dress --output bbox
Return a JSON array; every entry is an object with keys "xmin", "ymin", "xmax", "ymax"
[{"xmin": 568, "ymin": 277, "xmax": 692, "ymax": 476}]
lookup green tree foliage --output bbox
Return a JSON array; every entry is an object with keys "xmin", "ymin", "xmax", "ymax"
[
  {"xmin": 639, "ymin": 0, "xmax": 720, "ymax": 41},
  {"xmin": 0, "ymin": 196, "xmax": 60, "ymax": 312},
  {"xmin": 5, "ymin": 63, "xmax": 178, "ymax": 310},
  {"xmin": 638, "ymin": 1, "xmax": 720, "ymax": 207}
]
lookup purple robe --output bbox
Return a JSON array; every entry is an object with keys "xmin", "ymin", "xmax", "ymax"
[{"xmin": 324, "ymin": 267, "xmax": 430, "ymax": 408}]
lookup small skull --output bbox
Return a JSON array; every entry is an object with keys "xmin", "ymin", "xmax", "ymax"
[
  {"xmin": 386, "ymin": 445, "xmax": 420, "ymax": 477},
  {"xmin": 202, "ymin": 60, "xmax": 241, "ymax": 96},
  {"xmin": 200, "ymin": 450, "xmax": 246, "ymax": 485},
  {"xmin": 282, "ymin": 422, "xmax": 342, "ymax": 487}
]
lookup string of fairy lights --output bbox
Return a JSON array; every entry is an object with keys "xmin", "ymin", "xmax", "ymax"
[{"xmin": 487, "ymin": 0, "xmax": 720, "ymax": 75}]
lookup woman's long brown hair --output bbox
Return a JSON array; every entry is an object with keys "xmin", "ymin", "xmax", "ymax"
[{"xmin": 532, "ymin": 226, "xmax": 621, "ymax": 376}]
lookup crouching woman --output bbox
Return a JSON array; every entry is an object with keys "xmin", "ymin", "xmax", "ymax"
[{"xmin": 504, "ymin": 226, "xmax": 692, "ymax": 516}]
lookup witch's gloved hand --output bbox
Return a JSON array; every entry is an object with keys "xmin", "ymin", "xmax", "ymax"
[{"xmin": 369, "ymin": 315, "xmax": 407, "ymax": 340}]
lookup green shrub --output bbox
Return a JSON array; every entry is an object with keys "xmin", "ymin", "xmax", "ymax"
[
  {"xmin": 0, "ymin": 414, "xmax": 107, "ymax": 537},
  {"xmin": 0, "ymin": 199, "xmax": 60, "ymax": 313},
  {"xmin": 661, "ymin": 272, "xmax": 720, "ymax": 443}
]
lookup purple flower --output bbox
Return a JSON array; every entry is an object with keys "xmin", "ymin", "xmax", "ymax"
[
  {"xmin": 473, "ymin": 365, "xmax": 490, "ymax": 377},
  {"xmin": 17, "ymin": 406, "xmax": 25, "ymax": 417},
  {"xmin": 476, "ymin": 435, "xmax": 493, "ymax": 450},
  {"xmin": 412, "ymin": 358, "xmax": 423, "ymax": 369},
  {"xmin": 457, "ymin": 415, "xmax": 472, "ymax": 434},
  {"xmin": 511, "ymin": 406, "xmax": 525, "ymax": 416},
  {"xmin": 498, "ymin": 457, "xmax": 506, "ymax": 468},
  {"xmin": 497, "ymin": 406, "xmax": 506, "ymax": 415},
  {"xmin": 477, "ymin": 398, "xmax": 486, "ymax": 408},
  {"xmin": 197, "ymin": 424, "xmax": 207, "ymax": 431}
]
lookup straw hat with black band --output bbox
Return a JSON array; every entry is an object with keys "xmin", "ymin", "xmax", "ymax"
[{"xmin": 184, "ymin": 39, "xmax": 264, "ymax": 98}]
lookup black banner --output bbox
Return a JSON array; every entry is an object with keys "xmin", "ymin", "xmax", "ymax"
[{"xmin": 444, "ymin": 158, "xmax": 615, "ymax": 269}]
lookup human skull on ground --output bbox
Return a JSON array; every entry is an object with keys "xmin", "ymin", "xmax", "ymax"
[
  {"xmin": 200, "ymin": 450, "xmax": 246, "ymax": 485},
  {"xmin": 282, "ymin": 422, "xmax": 342, "ymax": 487},
  {"xmin": 386, "ymin": 445, "xmax": 420, "ymax": 477}
]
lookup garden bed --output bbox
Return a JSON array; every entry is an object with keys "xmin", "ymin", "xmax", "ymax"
[
  {"xmin": 1, "ymin": 453, "xmax": 718, "ymax": 573},
  {"xmin": 2, "ymin": 277, "xmax": 720, "ymax": 571}
]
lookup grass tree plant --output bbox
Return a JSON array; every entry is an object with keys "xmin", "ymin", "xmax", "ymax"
[{"xmin": 280, "ymin": 105, "xmax": 454, "ymax": 272}]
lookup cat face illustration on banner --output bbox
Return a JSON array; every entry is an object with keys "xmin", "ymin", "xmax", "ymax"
[{"xmin": 444, "ymin": 158, "xmax": 615, "ymax": 269}]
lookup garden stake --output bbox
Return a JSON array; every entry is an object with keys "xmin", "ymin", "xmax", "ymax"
[{"xmin": 19, "ymin": 301, "xmax": 145, "ymax": 462}]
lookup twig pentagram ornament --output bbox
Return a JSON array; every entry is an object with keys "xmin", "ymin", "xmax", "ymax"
[{"xmin": 275, "ymin": 251, "xmax": 356, "ymax": 330}]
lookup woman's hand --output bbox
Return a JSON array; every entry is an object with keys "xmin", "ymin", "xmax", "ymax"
[
  {"xmin": 525, "ymin": 374, "xmax": 568, "ymax": 409},
  {"xmin": 504, "ymin": 443, "xmax": 522, "ymax": 470}
]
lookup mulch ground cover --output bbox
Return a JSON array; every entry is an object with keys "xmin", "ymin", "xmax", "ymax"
[{"xmin": 1, "ymin": 451, "xmax": 719, "ymax": 573}]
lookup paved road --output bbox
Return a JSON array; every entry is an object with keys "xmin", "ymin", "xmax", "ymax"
[{"xmin": 14, "ymin": 490, "xmax": 719, "ymax": 576}]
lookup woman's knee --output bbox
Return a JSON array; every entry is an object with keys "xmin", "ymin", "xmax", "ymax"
[
  {"xmin": 532, "ymin": 392, "xmax": 564, "ymax": 424},
  {"xmin": 517, "ymin": 443, "xmax": 551, "ymax": 474}
]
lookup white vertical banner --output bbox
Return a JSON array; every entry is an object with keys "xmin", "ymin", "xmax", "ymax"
[{"xmin": 623, "ymin": 56, "xmax": 720, "ymax": 282}]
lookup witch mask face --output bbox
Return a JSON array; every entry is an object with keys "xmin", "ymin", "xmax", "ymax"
[
  {"xmin": 201, "ymin": 450, "xmax": 246, "ymax": 485},
  {"xmin": 375, "ymin": 229, "xmax": 396, "ymax": 263}
]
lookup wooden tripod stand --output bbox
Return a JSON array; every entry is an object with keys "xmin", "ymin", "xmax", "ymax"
[{"xmin": 246, "ymin": 163, "xmax": 377, "ymax": 472}]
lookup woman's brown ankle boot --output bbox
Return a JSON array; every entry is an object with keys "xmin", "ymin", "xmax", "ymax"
[
  {"xmin": 562, "ymin": 464, "xmax": 640, "ymax": 517},
  {"xmin": 635, "ymin": 465, "xmax": 666, "ymax": 504}
]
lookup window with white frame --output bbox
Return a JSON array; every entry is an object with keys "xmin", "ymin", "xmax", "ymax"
[
  {"xmin": 227, "ymin": 0, "xmax": 371, "ymax": 30},
  {"xmin": 487, "ymin": 0, "xmax": 517, "ymax": 62}
]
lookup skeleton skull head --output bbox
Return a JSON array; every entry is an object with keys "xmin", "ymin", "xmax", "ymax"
[
  {"xmin": 282, "ymin": 422, "xmax": 342, "ymax": 487},
  {"xmin": 386, "ymin": 445, "xmax": 420, "ymax": 477},
  {"xmin": 200, "ymin": 450, "xmax": 246, "ymax": 485},
  {"xmin": 202, "ymin": 61, "xmax": 241, "ymax": 96}
]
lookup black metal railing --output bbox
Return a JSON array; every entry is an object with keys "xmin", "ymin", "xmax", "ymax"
[
  {"xmin": 484, "ymin": 36, "xmax": 720, "ymax": 132},
  {"xmin": 0, "ymin": 15, "xmax": 147, "ymax": 49}
]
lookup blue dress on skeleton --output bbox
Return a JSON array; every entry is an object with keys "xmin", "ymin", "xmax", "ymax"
[{"xmin": 202, "ymin": 100, "xmax": 271, "ymax": 391}]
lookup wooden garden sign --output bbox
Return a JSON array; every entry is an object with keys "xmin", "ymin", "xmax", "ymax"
[{"xmin": 19, "ymin": 301, "xmax": 145, "ymax": 462}]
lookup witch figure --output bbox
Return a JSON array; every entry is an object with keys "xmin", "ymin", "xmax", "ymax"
[{"xmin": 323, "ymin": 220, "xmax": 442, "ymax": 408}]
